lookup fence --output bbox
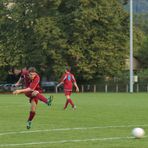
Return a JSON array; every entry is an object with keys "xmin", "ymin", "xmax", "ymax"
[
  {"xmin": 55, "ymin": 83, "xmax": 148, "ymax": 93},
  {"xmin": 1, "ymin": 83, "xmax": 148, "ymax": 93},
  {"xmin": 78, "ymin": 83, "xmax": 148, "ymax": 93}
]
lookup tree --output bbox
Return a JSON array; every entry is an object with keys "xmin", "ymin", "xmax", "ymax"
[
  {"xmin": 138, "ymin": 36, "xmax": 148, "ymax": 68},
  {"xmin": 1, "ymin": 0, "xmax": 142, "ymax": 82},
  {"xmin": 57, "ymin": 0, "xmax": 130, "ymax": 80}
]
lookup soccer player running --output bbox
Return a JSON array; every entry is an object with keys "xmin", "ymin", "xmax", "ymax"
[
  {"xmin": 56, "ymin": 66, "xmax": 79, "ymax": 110},
  {"xmin": 13, "ymin": 67, "xmax": 53, "ymax": 129}
]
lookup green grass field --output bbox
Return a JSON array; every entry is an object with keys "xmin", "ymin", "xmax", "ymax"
[{"xmin": 0, "ymin": 93, "xmax": 148, "ymax": 148}]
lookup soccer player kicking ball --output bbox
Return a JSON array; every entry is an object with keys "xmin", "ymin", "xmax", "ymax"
[
  {"xmin": 13, "ymin": 67, "xmax": 53, "ymax": 129},
  {"xmin": 56, "ymin": 66, "xmax": 79, "ymax": 110}
]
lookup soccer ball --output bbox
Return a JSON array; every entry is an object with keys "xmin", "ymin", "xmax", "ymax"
[{"xmin": 132, "ymin": 128, "xmax": 145, "ymax": 139}]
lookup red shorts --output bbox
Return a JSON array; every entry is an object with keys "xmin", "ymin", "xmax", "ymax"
[
  {"xmin": 64, "ymin": 91, "xmax": 72, "ymax": 96},
  {"xmin": 25, "ymin": 92, "xmax": 38, "ymax": 104},
  {"xmin": 25, "ymin": 89, "xmax": 42, "ymax": 104}
]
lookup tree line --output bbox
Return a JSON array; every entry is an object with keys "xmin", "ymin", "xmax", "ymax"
[{"xmin": 0, "ymin": 0, "xmax": 146, "ymax": 83}]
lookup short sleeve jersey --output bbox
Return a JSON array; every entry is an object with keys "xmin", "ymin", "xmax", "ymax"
[
  {"xmin": 20, "ymin": 70, "xmax": 30, "ymax": 87},
  {"xmin": 61, "ymin": 72, "xmax": 76, "ymax": 91},
  {"xmin": 29, "ymin": 74, "xmax": 42, "ymax": 91},
  {"xmin": 21, "ymin": 70, "xmax": 42, "ymax": 91}
]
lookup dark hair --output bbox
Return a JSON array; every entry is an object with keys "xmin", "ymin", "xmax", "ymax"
[
  {"xmin": 65, "ymin": 66, "xmax": 71, "ymax": 72},
  {"xmin": 28, "ymin": 67, "xmax": 36, "ymax": 73}
]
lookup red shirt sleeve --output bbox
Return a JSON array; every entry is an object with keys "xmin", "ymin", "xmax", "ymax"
[
  {"xmin": 20, "ymin": 70, "xmax": 30, "ymax": 87},
  {"xmin": 71, "ymin": 74, "xmax": 76, "ymax": 83},
  {"xmin": 60, "ymin": 73, "xmax": 66, "ymax": 82},
  {"xmin": 29, "ymin": 75, "xmax": 40, "ymax": 90}
]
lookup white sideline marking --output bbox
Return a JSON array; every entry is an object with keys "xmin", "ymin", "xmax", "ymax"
[
  {"xmin": 0, "ymin": 124, "xmax": 148, "ymax": 136},
  {"xmin": 0, "ymin": 136, "xmax": 138, "ymax": 147}
]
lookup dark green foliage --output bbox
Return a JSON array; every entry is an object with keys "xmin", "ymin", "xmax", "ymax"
[
  {"xmin": 138, "ymin": 36, "xmax": 148, "ymax": 68},
  {"xmin": 0, "ymin": 0, "xmax": 134, "ymax": 81}
]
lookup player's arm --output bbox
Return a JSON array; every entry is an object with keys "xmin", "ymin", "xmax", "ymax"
[
  {"xmin": 56, "ymin": 81, "xmax": 64, "ymax": 88},
  {"xmin": 13, "ymin": 76, "xmax": 39, "ymax": 95},
  {"xmin": 74, "ymin": 82, "xmax": 79, "ymax": 92},
  {"xmin": 57, "ymin": 74, "xmax": 65, "ymax": 87},
  {"xmin": 72, "ymin": 75, "xmax": 79, "ymax": 92},
  {"xmin": 13, "ymin": 87, "xmax": 32, "ymax": 94},
  {"xmin": 15, "ymin": 77, "xmax": 22, "ymax": 86},
  {"xmin": 29, "ymin": 76, "xmax": 39, "ymax": 90}
]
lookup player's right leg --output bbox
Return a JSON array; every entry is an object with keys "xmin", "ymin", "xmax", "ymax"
[
  {"xmin": 47, "ymin": 95, "xmax": 53, "ymax": 106},
  {"xmin": 31, "ymin": 91, "xmax": 53, "ymax": 107}
]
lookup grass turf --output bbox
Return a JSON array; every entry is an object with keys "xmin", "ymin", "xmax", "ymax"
[{"xmin": 0, "ymin": 93, "xmax": 148, "ymax": 148}]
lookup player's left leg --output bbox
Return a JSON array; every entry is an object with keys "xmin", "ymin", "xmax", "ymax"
[
  {"xmin": 27, "ymin": 98, "xmax": 37, "ymax": 129},
  {"xmin": 64, "ymin": 91, "xmax": 76, "ymax": 110},
  {"xmin": 64, "ymin": 98, "xmax": 69, "ymax": 110}
]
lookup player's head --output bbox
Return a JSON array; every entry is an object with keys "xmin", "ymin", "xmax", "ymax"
[
  {"xmin": 12, "ymin": 67, "xmax": 21, "ymax": 75},
  {"xmin": 65, "ymin": 66, "xmax": 71, "ymax": 73},
  {"xmin": 28, "ymin": 67, "xmax": 36, "ymax": 73},
  {"xmin": 28, "ymin": 67, "xmax": 37, "ymax": 79},
  {"xmin": 12, "ymin": 67, "xmax": 28, "ymax": 75}
]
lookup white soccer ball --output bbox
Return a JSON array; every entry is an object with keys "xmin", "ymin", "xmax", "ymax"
[{"xmin": 132, "ymin": 128, "xmax": 145, "ymax": 138}]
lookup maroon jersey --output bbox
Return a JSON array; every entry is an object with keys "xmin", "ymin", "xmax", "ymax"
[
  {"xmin": 24, "ymin": 73, "xmax": 42, "ymax": 103},
  {"xmin": 21, "ymin": 70, "xmax": 42, "ymax": 91},
  {"xmin": 60, "ymin": 72, "xmax": 76, "ymax": 91},
  {"xmin": 29, "ymin": 74, "xmax": 42, "ymax": 91},
  {"xmin": 20, "ymin": 70, "xmax": 31, "ymax": 87}
]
